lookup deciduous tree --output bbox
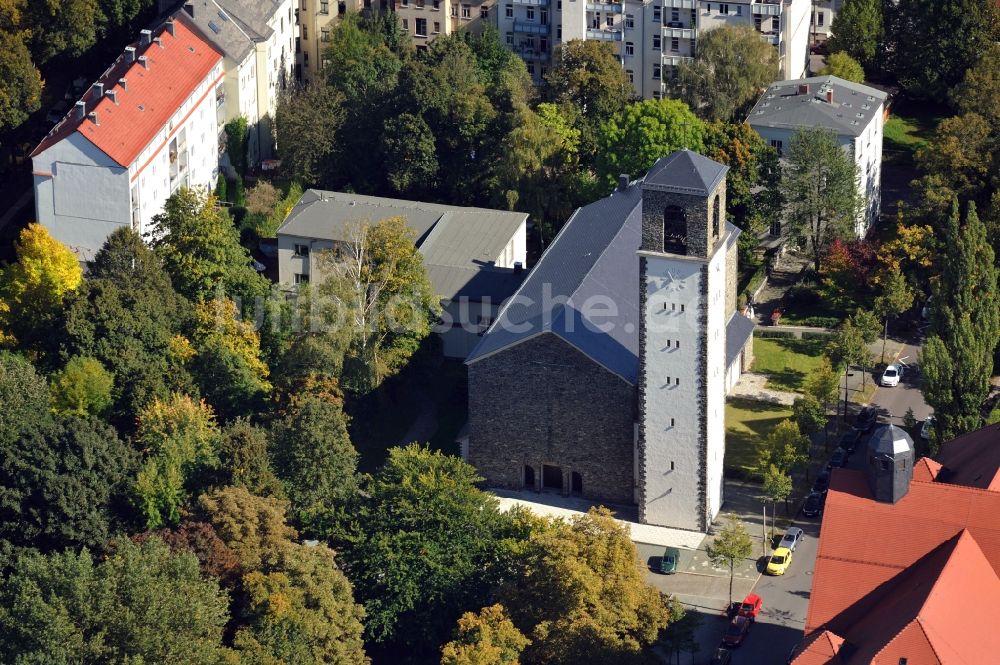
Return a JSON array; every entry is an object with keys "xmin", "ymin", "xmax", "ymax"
[
  {"xmin": 672, "ymin": 25, "xmax": 779, "ymax": 122},
  {"xmin": 819, "ymin": 52, "xmax": 865, "ymax": 82},
  {"xmin": 197, "ymin": 486, "xmax": 297, "ymax": 572},
  {"xmin": 380, "ymin": 112, "xmax": 439, "ymax": 197},
  {"xmin": 762, "ymin": 465, "xmax": 793, "ymax": 532},
  {"xmin": 793, "ymin": 395, "xmax": 827, "ymax": 439},
  {"xmin": 275, "ymin": 83, "xmax": 344, "ymax": 187},
  {"xmin": 49, "ymin": 355, "xmax": 113, "ymax": 417},
  {"xmin": 0, "ymin": 351, "xmax": 50, "ymax": 445},
  {"xmin": 873, "ymin": 265, "xmax": 914, "ymax": 363},
  {"xmin": 827, "ymin": 319, "xmax": 874, "ymax": 419},
  {"xmin": 0, "ymin": 31, "xmax": 42, "ymax": 131},
  {"xmin": 217, "ymin": 418, "xmax": 284, "ymax": 498},
  {"xmin": 915, "ymin": 113, "xmax": 996, "ymax": 201},
  {"xmin": 950, "ymin": 43, "xmax": 1000, "ymax": 128},
  {"xmin": 705, "ymin": 513, "xmax": 753, "ymax": 605},
  {"xmin": 441, "ymin": 604, "xmax": 530, "ymax": 665},
  {"xmin": 756, "ymin": 419, "xmax": 809, "ymax": 476},
  {"xmin": 827, "ymin": 0, "xmax": 884, "ymax": 67}
]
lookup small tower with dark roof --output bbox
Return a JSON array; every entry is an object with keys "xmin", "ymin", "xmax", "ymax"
[{"xmin": 866, "ymin": 424, "xmax": 915, "ymax": 504}]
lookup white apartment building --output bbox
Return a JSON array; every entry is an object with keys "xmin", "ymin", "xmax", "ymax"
[
  {"xmin": 177, "ymin": 0, "xmax": 297, "ymax": 166},
  {"xmin": 811, "ymin": 0, "xmax": 841, "ymax": 43},
  {"xmin": 31, "ymin": 20, "xmax": 224, "ymax": 261},
  {"xmin": 747, "ymin": 75, "xmax": 887, "ymax": 237},
  {"xmin": 498, "ymin": 0, "xmax": 810, "ymax": 98}
]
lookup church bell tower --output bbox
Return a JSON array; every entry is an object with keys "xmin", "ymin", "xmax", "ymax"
[{"xmin": 636, "ymin": 150, "xmax": 730, "ymax": 532}]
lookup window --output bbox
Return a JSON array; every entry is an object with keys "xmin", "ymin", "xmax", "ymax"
[
  {"xmin": 675, "ymin": 377, "xmax": 680, "ymax": 386},
  {"xmin": 556, "ymin": 24, "xmax": 561, "ymax": 38},
  {"xmin": 670, "ymin": 418, "xmax": 675, "ymax": 427},
  {"xmin": 481, "ymin": 6, "xmax": 489, "ymax": 18},
  {"xmin": 462, "ymin": 4, "xmax": 470, "ymax": 18},
  {"xmin": 416, "ymin": 0, "xmax": 424, "ymax": 7},
  {"xmin": 506, "ymin": 33, "xmax": 514, "ymax": 45},
  {"xmin": 434, "ymin": 20, "xmax": 441, "ymax": 32},
  {"xmin": 451, "ymin": 3, "xmax": 457, "ymax": 15},
  {"xmin": 720, "ymin": 3, "xmax": 728, "ymax": 13},
  {"xmin": 526, "ymin": 6, "xmax": 534, "ymax": 19},
  {"xmin": 626, "ymin": 68, "xmax": 634, "ymax": 83},
  {"xmin": 770, "ymin": 139, "xmax": 783, "ymax": 154},
  {"xmin": 671, "ymin": 8, "xmax": 678, "ymax": 21},
  {"xmin": 320, "ymin": 0, "xmax": 329, "ymax": 12},
  {"xmin": 625, "ymin": 41, "xmax": 634, "ymax": 56},
  {"xmin": 540, "ymin": 36, "xmax": 548, "ymax": 52},
  {"xmin": 527, "ymin": 62, "xmax": 535, "ymax": 75},
  {"xmin": 294, "ymin": 273, "xmax": 309, "ymax": 285},
  {"xmin": 505, "ymin": 3, "xmax": 512, "ymax": 17},
  {"xmin": 653, "ymin": 90, "xmax": 661, "ymax": 99},
  {"xmin": 625, "ymin": 13, "xmax": 634, "ymax": 28},
  {"xmin": 652, "ymin": 63, "xmax": 661, "ymax": 79},
  {"xmin": 433, "ymin": 0, "xmax": 440, "ymax": 7},
  {"xmin": 652, "ymin": 6, "xmax": 661, "ymax": 22},
  {"xmin": 415, "ymin": 17, "xmax": 427, "ymax": 35},
  {"xmin": 662, "ymin": 205, "xmax": 685, "ymax": 253},
  {"xmin": 541, "ymin": 8, "xmax": 548, "ymax": 24},
  {"xmin": 712, "ymin": 195, "xmax": 720, "ymax": 238},
  {"xmin": 670, "ymin": 37, "xmax": 678, "ymax": 51},
  {"xmin": 671, "ymin": 461, "xmax": 675, "ymax": 470},
  {"xmin": 402, "ymin": 17, "xmax": 408, "ymax": 29},
  {"xmin": 321, "ymin": 28, "xmax": 330, "ymax": 41},
  {"xmin": 606, "ymin": 14, "xmax": 613, "ymax": 26},
  {"xmin": 652, "ymin": 34, "xmax": 660, "ymax": 49},
  {"xmin": 294, "ymin": 243, "xmax": 310, "ymax": 257},
  {"xmin": 817, "ymin": 10, "xmax": 825, "ymax": 26},
  {"xmin": 401, "ymin": 0, "xmax": 408, "ymax": 6},
  {"xmin": 302, "ymin": 24, "xmax": 307, "ymax": 39}
]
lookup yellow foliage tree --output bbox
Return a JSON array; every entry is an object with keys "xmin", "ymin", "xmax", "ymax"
[{"xmin": 441, "ymin": 605, "xmax": 530, "ymax": 665}]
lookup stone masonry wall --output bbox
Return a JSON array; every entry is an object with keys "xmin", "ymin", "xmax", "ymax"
[
  {"xmin": 639, "ymin": 188, "xmax": 727, "ymax": 259},
  {"xmin": 725, "ymin": 235, "xmax": 738, "ymax": 316},
  {"xmin": 467, "ymin": 333, "xmax": 637, "ymax": 505}
]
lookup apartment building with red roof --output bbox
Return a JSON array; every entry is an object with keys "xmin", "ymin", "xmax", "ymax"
[
  {"xmin": 791, "ymin": 422, "xmax": 1000, "ymax": 664},
  {"xmin": 31, "ymin": 18, "xmax": 224, "ymax": 261}
]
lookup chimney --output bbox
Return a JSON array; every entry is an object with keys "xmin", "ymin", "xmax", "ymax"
[
  {"xmin": 87, "ymin": 111, "xmax": 99, "ymax": 126},
  {"xmin": 826, "ymin": 88, "xmax": 834, "ymax": 103},
  {"xmin": 798, "ymin": 83, "xmax": 810, "ymax": 95},
  {"xmin": 154, "ymin": 36, "xmax": 163, "ymax": 48},
  {"xmin": 618, "ymin": 173, "xmax": 630, "ymax": 191},
  {"xmin": 118, "ymin": 77, "xmax": 128, "ymax": 92},
  {"xmin": 75, "ymin": 100, "xmax": 87, "ymax": 120},
  {"xmin": 140, "ymin": 29, "xmax": 152, "ymax": 46},
  {"xmin": 138, "ymin": 55, "xmax": 149, "ymax": 69},
  {"xmin": 106, "ymin": 89, "xmax": 118, "ymax": 104},
  {"xmin": 91, "ymin": 82, "xmax": 104, "ymax": 98},
  {"xmin": 125, "ymin": 46, "xmax": 136, "ymax": 63},
  {"xmin": 514, "ymin": 261, "xmax": 524, "ymax": 274},
  {"xmin": 184, "ymin": 3, "xmax": 194, "ymax": 17},
  {"xmin": 165, "ymin": 19, "xmax": 176, "ymax": 36}
]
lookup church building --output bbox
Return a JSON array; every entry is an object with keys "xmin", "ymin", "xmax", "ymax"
[{"xmin": 465, "ymin": 150, "xmax": 756, "ymax": 532}]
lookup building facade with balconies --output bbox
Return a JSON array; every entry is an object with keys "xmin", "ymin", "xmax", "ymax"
[{"xmin": 30, "ymin": 20, "xmax": 224, "ymax": 261}]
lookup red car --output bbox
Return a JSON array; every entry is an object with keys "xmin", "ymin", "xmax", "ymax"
[
  {"xmin": 737, "ymin": 593, "xmax": 763, "ymax": 621},
  {"xmin": 722, "ymin": 615, "xmax": 752, "ymax": 648}
]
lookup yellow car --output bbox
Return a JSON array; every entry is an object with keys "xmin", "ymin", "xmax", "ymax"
[{"xmin": 766, "ymin": 547, "xmax": 793, "ymax": 575}]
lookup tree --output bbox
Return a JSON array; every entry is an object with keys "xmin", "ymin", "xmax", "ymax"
[
  {"xmin": 819, "ymin": 52, "xmax": 866, "ymax": 83},
  {"xmin": 136, "ymin": 520, "xmax": 242, "ymax": 587},
  {"xmin": 793, "ymin": 394, "xmax": 827, "ymax": 440},
  {"xmin": 133, "ymin": 394, "xmax": 221, "ymax": 529},
  {"xmin": 782, "ymin": 127, "xmax": 862, "ymax": 272},
  {"xmin": 25, "ymin": 0, "xmax": 102, "ymax": 64},
  {"xmin": 441, "ymin": 604, "xmax": 530, "ymax": 665},
  {"xmin": 324, "ymin": 13, "xmax": 403, "ymax": 107},
  {"xmin": 672, "ymin": 25, "xmax": 780, "ymax": 122},
  {"xmin": 150, "ymin": 187, "xmax": 269, "ymax": 304},
  {"xmin": 343, "ymin": 445, "xmax": 509, "ymax": 655},
  {"xmin": 887, "ymin": 0, "xmax": 999, "ymax": 99},
  {"xmin": 762, "ymin": 465, "xmax": 793, "ymax": 534},
  {"xmin": 950, "ymin": 43, "xmax": 1000, "ymax": 128},
  {"xmin": 0, "ymin": 538, "xmax": 231, "ymax": 663},
  {"xmin": 380, "ymin": 112, "xmax": 439, "ymax": 196},
  {"xmin": 217, "ymin": 418, "xmax": 284, "ymax": 498},
  {"xmin": 275, "ymin": 83, "xmax": 344, "ymax": 186},
  {"xmin": 197, "ymin": 486, "xmax": 297, "ymax": 572},
  {"xmin": 49, "ymin": 355, "xmax": 114, "ymax": 417},
  {"xmin": 595, "ymin": 98, "xmax": 705, "ymax": 191},
  {"xmin": 0, "ymin": 351, "xmax": 51, "ymax": 446},
  {"xmin": 234, "ymin": 541, "xmax": 370, "ymax": 665},
  {"xmin": 756, "ymin": 419, "xmax": 809, "ymax": 475},
  {"xmin": 0, "ymin": 223, "xmax": 83, "ymax": 346},
  {"xmin": 804, "ymin": 357, "xmax": 840, "ymax": 410},
  {"xmin": 499, "ymin": 508, "xmax": 672, "ymax": 665},
  {"xmin": 0, "ymin": 31, "xmax": 42, "ymax": 131},
  {"xmin": 317, "ymin": 217, "xmax": 439, "ymax": 392},
  {"xmin": 0, "ymin": 415, "xmax": 136, "ymax": 553},
  {"xmin": 827, "ymin": 319, "xmax": 874, "ymax": 420},
  {"xmin": 705, "ymin": 513, "xmax": 753, "ymax": 605},
  {"xmin": 922, "ymin": 201, "xmax": 999, "ymax": 438},
  {"xmin": 915, "ymin": 113, "xmax": 995, "ymax": 201},
  {"xmin": 660, "ymin": 599, "xmax": 700, "ymax": 665},
  {"xmin": 224, "ymin": 116, "xmax": 249, "ymax": 177},
  {"xmin": 269, "ymin": 394, "xmax": 358, "ymax": 531},
  {"xmin": 827, "ymin": 0, "xmax": 884, "ymax": 67},
  {"xmin": 873, "ymin": 265, "xmax": 914, "ymax": 363}
]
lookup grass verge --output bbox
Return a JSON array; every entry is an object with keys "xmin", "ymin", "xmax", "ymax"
[
  {"xmin": 752, "ymin": 336, "xmax": 828, "ymax": 393},
  {"xmin": 725, "ymin": 398, "xmax": 794, "ymax": 479}
]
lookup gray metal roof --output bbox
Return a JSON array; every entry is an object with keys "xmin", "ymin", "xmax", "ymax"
[
  {"xmin": 725, "ymin": 310, "xmax": 756, "ymax": 369},
  {"xmin": 747, "ymin": 75, "xmax": 888, "ymax": 138},
  {"xmin": 175, "ymin": 0, "xmax": 279, "ymax": 63},
  {"xmin": 869, "ymin": 425, "xmax": 915, "ymax": 456},
  {"xmin": 278, "ymin": 189, "xmax": 528, "ymax": 302},
  {"xmin": 644, "ymin": 149, "xmax": 729, "ymax": 196}
]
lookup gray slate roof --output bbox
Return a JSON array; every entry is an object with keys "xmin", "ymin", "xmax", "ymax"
[
  {"xmin": 747, "ymin": 75, "xmax": 888, "ymax": 137},
  {"xmin": 175, "ymin": 0, "xmax": 279, "ymax": 63},
  {"xmin": 725, "ymin": 311, "xmax": 756, "ymax": 369},
  {"xmin": 644, "ymin": 149, "xmax": 729, "ymax": 196},
  {"xmin": 278, "ymin": 189, "xmax": 528, "ymax": 302},
  {"xmin": 869, "ymin": 425, "xmax": 915, "ymax": 456}
]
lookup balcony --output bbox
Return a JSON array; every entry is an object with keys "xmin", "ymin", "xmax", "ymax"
[
  {"xmin": 662, "ymin": 55, "xmax": 693, "ymax": 67},
  {"xmin": 586, "ymin": 26, "xmax": 623, "ymax": 40},
  {"xmin": 586, "ymin": 2, "xmax": 623, "ymax": 12},
  {"xmin": 513, "ymin": 0, "xmax": 549, "ymax": 5},
  {"xmin": 663, "ymin": 27, "xmax": 695, "ymax": 39},
  {"xmin": 752, "ymin": 2, "xmax": 781, "ymax": 15},
  {"xmin": 663, "ymin": 0, "xmax": 694, "ymax": 6},
  {"xmin": 513, "ymin": 20, "xmax": 549, "ymax": 34},
  {"xmin": 759, "ymin": 32, "xmax": 779, "ymax": 45},
  {"xmin": 513, "ymin": 46, "xmax": 550, "ymax": 61}
]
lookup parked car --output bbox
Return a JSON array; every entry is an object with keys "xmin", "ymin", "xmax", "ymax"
[
  {"xmin": 813, "ymin": 471, "xmax": 831, "ymax": 494},
  {"xmin": 827, "ymin": 448, "xmax": 850, "ymax": 470},
  {"xmin": 766, "ymin": 547, "xmax": 793, "ymax": 576},
  {"xmin": 802, "ymin": 492, "xmax": 825, "ymax": 518},
  {"xmin": 709, "ymin": 647, "xmax": 733, "ymax": 665},
  {"xmin": 880, "ymin": 364, "xmax": 902, "ymax": 387},
  {"xmin": 853, "ymin": 406, "xmax": 879, "ymax": 432},
  {"xmin": 660, "ymin": 547, "xmax": 679, "ymax": 574},
  {"xmin": 738, "ymin": 593, "xmax": 763, "ymax": 621},
  {"xmin": 920, "ymin": 415, "xmax": 936, "ymax": 441},
  {"xmin": 839, "ymin": 429, "xmax": 862, "ymax": 453},
  {"xmin": 722, "ymin": 615, "xmax": 752, "ymax": 647},
  {"xmin": 778, "ymin": 526, "xmax": 805, "ymax": 552}
]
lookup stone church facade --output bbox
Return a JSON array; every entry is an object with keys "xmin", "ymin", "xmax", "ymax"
[{"xmin": 465, "ymin": 151, "xmax": 756, "ymax": 532}]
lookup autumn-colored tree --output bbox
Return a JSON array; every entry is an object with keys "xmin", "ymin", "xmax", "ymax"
[
  {"xmin": 441, "ymin": 604, "xmax": 530, "ymax": 665},
  {"xmin": 49, "ymin": 355, "xmax": 114, "ymax": 417},
  {"xmin": 822, "ymin": 238, "xmax": 877, "ymax": 295},
  {"xmin": 915, "ymin": 113, "xmax": 995, "ymax": 201},
  {"xmin": 875, "ymin": 215, "xmax": 936, "ymax": 290},
  {"xmin": 950, "ymin": 42, "xmax": 1000, "ymax": 128},
  {"xmin": 133, "ymin": 394, "xmax": 221, "ymax": 529},
  {"xmin": 0, "ymin": 31, "xmax": 42, "ymax": 131},
  {"xmin": 703, "ymin": 121, "xmax": 782, "ymax": 237},
  {"xmin": 196, "ymin": 486, "xmax": 297, "ymax": 572},
  {"xmin": 135, "ymin": 520, "xmax": 243, "ymax": 588}
]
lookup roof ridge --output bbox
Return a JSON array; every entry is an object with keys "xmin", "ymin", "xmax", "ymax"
[{"xmin": 815, "ymin": 555, "xmax": 909, "ymax": 571}]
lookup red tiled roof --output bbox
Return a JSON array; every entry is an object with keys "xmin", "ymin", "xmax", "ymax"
[
  {"xmin": 791, "ymin": 630, "xmax": 845, "ymax": 665},
  {"xmin": 912, "ymin": 457, "xmax": 942, "ymax": 482},
  {"xmin": 31, "ymin": 20, "xmax": 222, "ymax": 167},
  {"xmin": 935, "ymin": 422, "xmax": 1000, "ymax": 490}
]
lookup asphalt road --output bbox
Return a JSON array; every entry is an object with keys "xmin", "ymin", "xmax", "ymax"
[{"xmin": 867, "ymin": 341, "xmax": 932, "ymax": 425}]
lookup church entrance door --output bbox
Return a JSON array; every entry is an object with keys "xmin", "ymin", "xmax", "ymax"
[
  {"xmin": 542, "ymin": 464, "xmax": 563, "ymax": 491},
  {"xmin": 571, "ymin": 472, "xmax": 582, "ymax": 495},
  {"xmin": 524, "ymin": 464, "xmax": 536, "ymax": 490}
]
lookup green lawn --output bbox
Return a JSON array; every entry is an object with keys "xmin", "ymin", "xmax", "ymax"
[
  {"xmin": 882, "ymin": 101, "xmax": 946, "ymax": 163},
  {"xmin": 725, "ymin": 398, "xmax": 794, "ymax": 478},
  {"xmin": 752, "ymin": 336, "xmax": 828, "ymax": 393}
]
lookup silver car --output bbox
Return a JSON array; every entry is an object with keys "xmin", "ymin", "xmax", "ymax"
[{"xmin": 778, "ymin": 526, "xmax": 804, "ymax": 552}]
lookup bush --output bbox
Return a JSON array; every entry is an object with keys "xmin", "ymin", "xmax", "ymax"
[
  {"xmin": 787, "ymin": 282, "xmax": 822, "ymax": 306},
  {"xmin": 215, "ymin": 174, "xmax": 228, "ymax": 202},
  {"xmin": 796, "ymin": 316, "xmax": 841, "ymax": 329},
  {"xmin": 230, "ymin": 176, "xmax": 246, "ymax": 207},
  {"xmin": 756, "ymin": 330, "xmax": 796, "ymax": 339},
  {"xmin": 801, "ymin": 331, "xmax": 835, "ymax": 340}
]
